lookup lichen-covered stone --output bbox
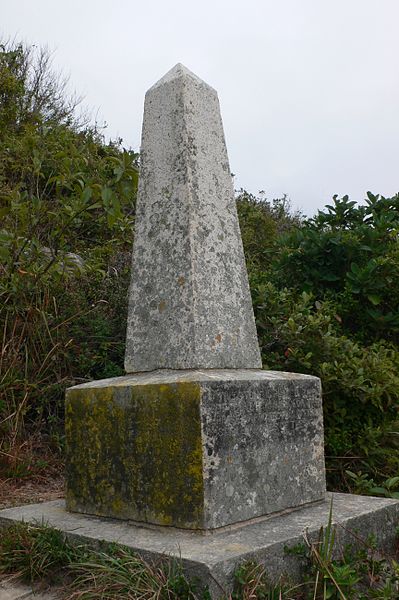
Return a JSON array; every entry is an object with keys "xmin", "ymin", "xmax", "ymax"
[
  {"xmin": 66, "ymin": 370, "xmax": 326, "ymax": 529},
  {"xmin": 124, "ymin": 64, "xmax": 261, "ymax": 372},
  {"xmin": 66, "ymin": 381, "xmax": 204, "ymax": 528}
]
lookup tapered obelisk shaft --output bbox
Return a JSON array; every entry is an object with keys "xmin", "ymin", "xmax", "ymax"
[{"xmin": 125, "ymin": 64, "xmax": 261, "ymax": 372}]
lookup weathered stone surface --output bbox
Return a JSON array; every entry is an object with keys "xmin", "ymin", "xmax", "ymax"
[
  {"xmin": 0, "ymin": 581, "xmax": 58, "ymax": 600},
  {"xmin": 125, "ymin": 64, "xmax": 261, "ymax": 372},
  {"xmin": 0, "ymin": 581, "xmax": 33, "ymax": 600},
  {"xmin": 1, "ymin": 494, "xmax": 399, "ymax": 598},
  {"xmin": 65, "ymin": 369, "xmax": 325, "ymax": 529}
]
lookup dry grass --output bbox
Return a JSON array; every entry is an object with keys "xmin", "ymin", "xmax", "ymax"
[
  {"xmin": 0, "ymin": 435, "xmax": 64, "ymax": 509},
  {"xmin": 0, "ymin": 474, "xmax": 64, "ymax": 510}
]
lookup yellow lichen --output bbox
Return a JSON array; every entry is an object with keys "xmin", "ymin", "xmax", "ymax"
[{"xmin": 65, "ymin": 381, "xmax": 205, "ymax": 528}]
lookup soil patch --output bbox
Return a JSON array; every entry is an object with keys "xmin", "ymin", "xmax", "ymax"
[{"xmin": 0, "ymin": 474, "xmax": 64, "ymax": 510}]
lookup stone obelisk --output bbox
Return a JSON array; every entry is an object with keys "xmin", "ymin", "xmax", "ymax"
[
  {"xmin": 125, "ymin": 64, "xmax": 261, "ymax": 372},
  {"xmin": 65, "ymin": 64, "xmax": 326, "ymax": 530}
]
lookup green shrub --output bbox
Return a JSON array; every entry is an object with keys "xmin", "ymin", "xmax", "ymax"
[
  {"xmin": 0, "ymin": 41, "xmax": 137, "ymax": 472},
  {"xmin": 251, "ymin": 279, "xmax": 399, "ymax": 488},
  {"xmin": 273, "ymin": 193, "xmax": 399, "ymax": 344}
]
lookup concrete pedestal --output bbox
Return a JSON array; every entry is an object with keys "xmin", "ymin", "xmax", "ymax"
[
  {"xmin": 1, "ymin": 494, "xmax": 398, "ymax": 599},
  {"xmin": 65, "ymin": 369, "xmax": 326, "ymax": 529}
]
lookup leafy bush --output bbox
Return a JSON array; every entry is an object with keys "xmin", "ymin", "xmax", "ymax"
[
  {"xmin": 250, "ymin": 278, "xmax": 399, "ymax": 488},
  {"xmin": 0, "ymin": 41, "xmax": 138, "ymax": 472},
  {"xmin": 238, "ymin": 191, "xmax": 399, "ymax": 490},
  {"xmin": 236, "ymin": 189, "xmax": 302, "ymax": 273},
  {"xmin": 274, "ymin": 193, "xmax": 399, "ymax": 344}
]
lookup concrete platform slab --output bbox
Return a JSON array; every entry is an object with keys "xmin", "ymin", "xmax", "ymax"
[
  {"xmin": 1, "ymin": 494, "xmax": 398, "ymax": 598},
  {"xmin": 0, "ymin": 580, "xmax": 59, "ymax": 600},
  {"xmin": 0, "ymin": 581, "xmax": 32, "ymax": 600}
]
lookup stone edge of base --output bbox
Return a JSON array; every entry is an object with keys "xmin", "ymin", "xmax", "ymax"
[
  {"xmin": 1, "ymin": 494, "xmax": 398, "ymax": 599},
  {"xmin": 67, "ymin": 368, "xmax": 320, "ymax": 391}
]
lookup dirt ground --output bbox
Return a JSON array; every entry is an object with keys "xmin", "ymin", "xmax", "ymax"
[
  {"xmin": 0, "ymin": 475, "xmax": 64, "ymax": 510},
  {"xmin": 0, "ymin": 436, "xmax": 65, "ymax": 510},
  {"xmin": 0, "ymin": 460, "xmax": 65, "ymax": 598}
]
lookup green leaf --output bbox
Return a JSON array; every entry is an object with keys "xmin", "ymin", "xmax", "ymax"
[
  {"xmin": 81, "ymin": 187, "xmax": 92, "ymax": 203},
  {"xmin": 101, "ymin": 186, "xmax": 113, "ymax": 205},
  {"xmin": 0, "ymin": 245, "xmax": 10, "ymax": 261},
  {"xmin": 85, "ymin": 202, "xmax": 101, "ymax": 211},
  {"xmin": 345, "ymin": 471, "xmax": 357, "ymax": 479},
  {"xmin": 0, "ymin": 207, "xmax": 10, "ymax": 220},
  {"xmin": 367, "ymin": 294, "xmax": 381, "ymax": 306},
  {"xmin": 321, "ymin": 273, "xmax": 340, "ymax": 282},
  {"xmin": 368, "ymin": 486, "xmax": 387, "ymax": 496},
  {"xmin": 385, "ymin": 477, "xmax": 399, "ymax": 489}
]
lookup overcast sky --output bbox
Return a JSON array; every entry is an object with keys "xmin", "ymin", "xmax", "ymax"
[{"xmin": 3, "ymin": 0, "xmax": 398, "ymax": 215}]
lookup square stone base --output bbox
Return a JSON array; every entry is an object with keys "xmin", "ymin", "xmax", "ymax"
[
  {"xmin": 1, "ymin": 494, "xmax": 398, "ymax": 598},
  {"xmin": 65, "ymin": 369, "xmax": 326, "ymax": 529}
]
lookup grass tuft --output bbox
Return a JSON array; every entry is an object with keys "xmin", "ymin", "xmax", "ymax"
[
  {"xmin": 1, "ymin": 520, "xmax": 399, "ymax": 599},
  {"xmin": 0, "ymin": 521, "xmax": 84, "ymax": 583},
  {"xmin": 66, "ymin": 544, "xmax": 200, "ymax": 599}
]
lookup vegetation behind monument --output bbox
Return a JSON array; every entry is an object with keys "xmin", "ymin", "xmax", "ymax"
[
  {"xmin": 0, "ymin": 41, "xmax": 138, "ymax": 480},
  {"xmin": 1, "ymin": 41, "xmax": 399, "ymax": 495}
]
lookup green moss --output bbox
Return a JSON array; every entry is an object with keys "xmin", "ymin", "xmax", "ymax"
[{"xmin": 65, "ymin": 381, "xmax": 204, "ymax": 528}]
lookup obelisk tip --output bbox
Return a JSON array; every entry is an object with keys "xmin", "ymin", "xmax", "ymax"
[{"xmin": 148, "ymin": 63, "xmax": 215, "ymax": 93}]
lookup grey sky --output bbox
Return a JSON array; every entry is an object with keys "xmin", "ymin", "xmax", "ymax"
[{"xmin": 2, "ymin": 0, "xmax": 398, "ymax": 215}]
